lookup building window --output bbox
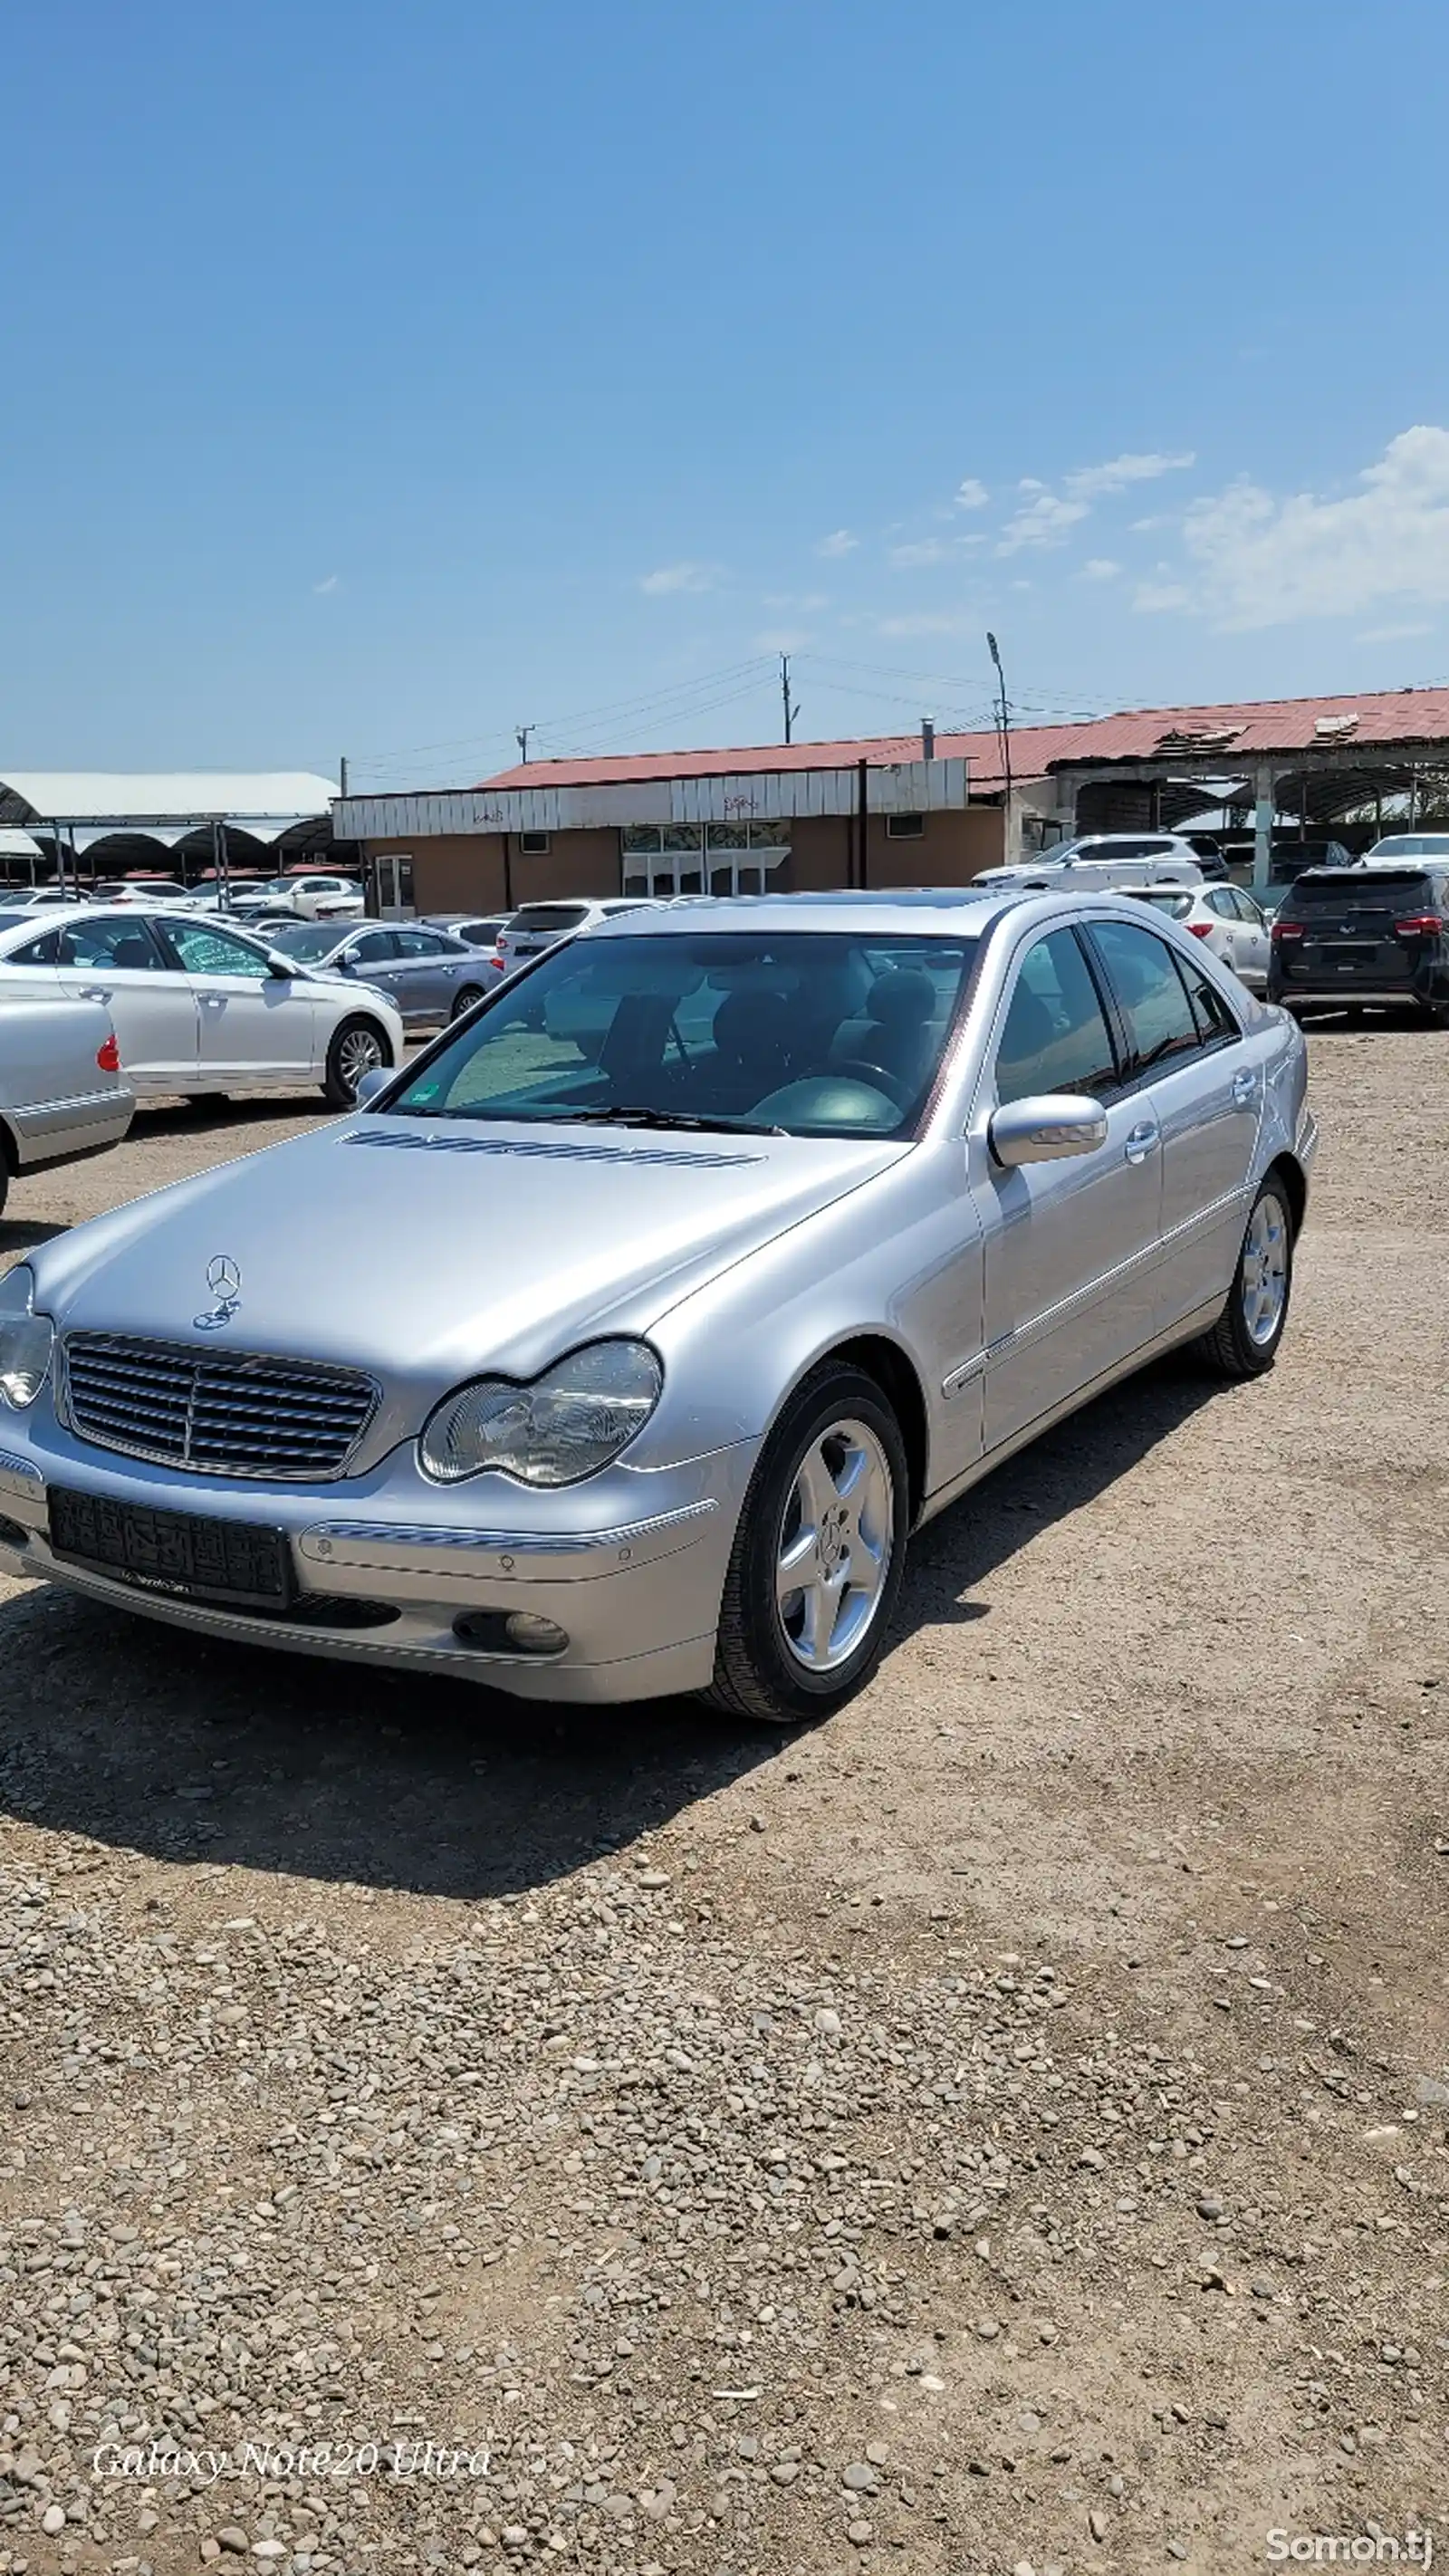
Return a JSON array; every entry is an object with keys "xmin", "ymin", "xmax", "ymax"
[
  {"xmin": 886, "ymin": 812, "xmax": 926, "ymax": 841},
  {"xmin": 621, "ymin": 820, "xmax": 789, "ymax": 899},
  {"xmin": 518, "ymin": 830, "xmax": 552, "ymax": 856}
]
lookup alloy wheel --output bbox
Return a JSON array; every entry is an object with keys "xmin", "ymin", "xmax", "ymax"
[
  {"xmin": 774, "ymin": 1418, "xmax": 894, "ymax": 1674},
  {"xmin": 1240, "ymin": 1193, "xmax": 1289, "ymax": 1345},
  {"xmin": 338, "ymin": 1025, "xmax": 384, "ymax": 1096}
]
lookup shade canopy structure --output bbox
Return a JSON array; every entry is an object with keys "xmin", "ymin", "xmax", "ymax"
[{"xmin": 0, "ymin": 773, "xmax": 343, "ymax": 887}]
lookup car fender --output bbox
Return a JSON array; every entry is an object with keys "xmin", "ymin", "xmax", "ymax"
[{"xmin": 640, "ymin": 1143, "xmax": 974, "ymax": 1502}]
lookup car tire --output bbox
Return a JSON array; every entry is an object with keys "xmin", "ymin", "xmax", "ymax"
[
  {"xmin": 451, "ymin": 986, "xmax": 485, "ymax": 1020},
  {"xmin": 1423, "ymin": 999, "xmax": 1449, "ymax": 1029},
  {"xmin": 1194, "ymin": 1175, "xmax": 1294, "ymax": 1379},
  {"xmin": 703, "ymin": 1361, "xmax": 909, "ymax": 1727},
  {"xmin": 323, "ymin": 1016, "xmax": 392, "ymax": 1109}
]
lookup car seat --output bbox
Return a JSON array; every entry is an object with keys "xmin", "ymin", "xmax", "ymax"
[{"xmin": 830, "ymin": 968, "xmax": 938, "ymax": 1094}]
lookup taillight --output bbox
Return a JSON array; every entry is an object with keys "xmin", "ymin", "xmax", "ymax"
[
  {"xmin": 1394, "ymin": 913, "xmax": 1444, "ymax": 937},
  {"xmin": 1271, "ymin": 921, "xmax": 1303, "ymax": 942},
  {"xmin": 96, "ymin": 1035, "xmax": 120, "ymax": 1072},
  {"xmin": 1187, "ymin": 920, "xmax": 1214, "ymax": 937}
]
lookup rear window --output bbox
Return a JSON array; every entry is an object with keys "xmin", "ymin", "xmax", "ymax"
[
  {"xmin": 1125, "ymin": 890, "xmax": 1193, "ymax": 918},
  {"xmin": 1286, "ymin": 870, "xmax": 1435, "ymax": 909},
  {"xmin": 510, "ymin": 906, "xmax": 588, "ymax": 934}
]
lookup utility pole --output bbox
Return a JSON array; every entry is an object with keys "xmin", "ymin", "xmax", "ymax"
[
  {"xmin": 986, "ymin": 631, "xmax": 1012, "ymax": 860},
  {"xmin": 780, "ymin": 654, "xmax": 801, "ymax": 746},
  {"xmin": 515, "ymin": 725, "xmax": 534, "ymax": 764},
  {"xmin": 339, "ymin": 755, "xmax": 349, "ymax": 798}
]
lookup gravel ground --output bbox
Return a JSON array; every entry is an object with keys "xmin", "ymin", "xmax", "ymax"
[{"xmin": 0, "ymin": 1037, "xmax": 1445, "ymax": 2576}]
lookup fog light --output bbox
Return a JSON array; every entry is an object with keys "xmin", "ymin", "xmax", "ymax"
[{"xmin": 504, "ymin": 1611, "xmax": 569, "ymax": 1655}]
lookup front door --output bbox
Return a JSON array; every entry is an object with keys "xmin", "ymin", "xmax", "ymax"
[
  {"xmin": 389, "ymin": 927, "xmax": 462, "ymax": 1022},
  {"xmin": 970, "ymin": 925, "xmax": 1163, "ymax": 1451},
  {"xmin": 47, "ymin": 913, "xmax": 200, "ymax": 1090},
  {"xmin": 158, "ymin": 917, "xmax": 318, "ymax": 1084}
]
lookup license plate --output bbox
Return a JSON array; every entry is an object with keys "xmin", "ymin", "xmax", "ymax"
[{"xmin": 47, "ymin": 1486, "xmax": 293, "ymax": 1611}]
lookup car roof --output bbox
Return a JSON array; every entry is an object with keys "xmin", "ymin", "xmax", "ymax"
[{"xmin": 583, "ymin": 888, "xmax": 1040, "ymax": 941}]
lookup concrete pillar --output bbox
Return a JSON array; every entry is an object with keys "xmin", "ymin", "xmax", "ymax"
[{"xmin": 1252, "ymin": 764, "xmax": 1274, "ymax": 893}]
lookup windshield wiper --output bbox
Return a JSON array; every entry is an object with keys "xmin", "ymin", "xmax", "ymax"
[{"xmin": 562, "ymin": 1105, "xmax": 788, "ymax": 1137}]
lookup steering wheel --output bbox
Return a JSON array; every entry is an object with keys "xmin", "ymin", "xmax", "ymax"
[{"xmin": 831, "ymin": 1058, "xmax": 913, "ymax": 1110}]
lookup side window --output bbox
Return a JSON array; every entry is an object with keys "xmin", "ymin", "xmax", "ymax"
[
  {"xmin": 1088, "ymin": 920, "xmax": 1204, "ymax": 1074},
  {"xmin": 1206, "ymin": 888, "xmax": 1237, "ymax": 918},
  {"xmin": 350, "ymin": 930, "xmax": 397, "ymax": 963},
  {"xmin": 993, "ymin": 929, "xmax": 1120, "ymax": 1109},
  {"xmin": 59, "ymin": 918, "xmax": 167, "ymax": 970},
  {"xmin": 394, "ymin": 928, "xmax": 447, "ymax": 956},
  {"xmin": 12, "ymin": 928, "xmax": 60, "ymax": 964},
  {"xmin": 164, "ymin": 921, "xmax": 274, "ymax": 980},
  {"xmin": 1176, "ymin": 951, "xmax": 1242, "ymax": 1045}
]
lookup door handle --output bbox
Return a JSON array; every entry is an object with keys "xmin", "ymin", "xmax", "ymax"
[
  {"xmin": 1232, "ymin": 1068, "xmax": 1257, "ymax": 1107},
  {"xmin": 78, "ymin": 985, "xmax": 112, "ymax": 1003},
  {"xmin": 1124, "ymin": 1120, "xmax": 1157, "ymax": 1166}
]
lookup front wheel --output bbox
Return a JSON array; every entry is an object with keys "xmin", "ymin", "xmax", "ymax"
[
  {"xmin": 324, "ymin": 1016, "xmax": 391, "ymax": 1110},
  {"xmin": 1195, "ymin": 1177, "xmax": 1294, "ymax": 1379},
  {"xmin": 703, "ymin": 1362, "xmax": 908, "ymax": 1726}
]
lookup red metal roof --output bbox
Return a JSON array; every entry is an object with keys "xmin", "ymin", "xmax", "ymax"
[{"xmin": 477, "ymin": 687, "xmax": 1449, "ymax": 798}]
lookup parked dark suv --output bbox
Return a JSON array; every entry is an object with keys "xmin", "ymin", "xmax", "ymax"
[{"xmin": 1267, "ymin": 865, "xmax": 1449, "ymax": 1024}]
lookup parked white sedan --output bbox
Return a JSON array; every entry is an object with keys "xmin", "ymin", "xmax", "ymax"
[
  {"xmin": 0, "ymin": 906, "xmax": 405, "ymax": 1106},
  {"xmin": 1121, "ymin": 883, "xmax": 1271, "ymax": 993}
]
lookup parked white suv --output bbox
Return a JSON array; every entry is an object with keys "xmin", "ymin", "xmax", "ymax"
[
  {"xmin": 976, "ymin": 834, "xmax": 1206, "ymax": 895},
  {"xmin": 495, "ymin": 897, "xmax": 661, "ymax": 973}
]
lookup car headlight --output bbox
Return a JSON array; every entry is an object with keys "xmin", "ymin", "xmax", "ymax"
[
  {"xmin": 0, "ymin": 1267, "xmax": 54, "ymax": 1410},
  {"xmin": 419, "ymin": 1340, "xmax": 662, "ymax": 1486}
]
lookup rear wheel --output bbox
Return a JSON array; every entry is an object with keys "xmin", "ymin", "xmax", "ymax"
[
  {"xmin": 324, "ymin": 1016, "xmax": 390, "ymax": 1109},
  {"xmin": 1195, "ymin": 1176, "xmax": 1294, "ymax": 1379},
  {"xmin": 704, "ymin": 1362, "xmax": 908, "ymax": 1726},
  {"xmin": 451, "ymin": 985, "xmax": 485, "ymax": 1020}
]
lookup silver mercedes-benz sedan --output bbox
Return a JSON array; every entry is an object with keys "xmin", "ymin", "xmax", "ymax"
[{"xmin": 0, "ymin": 889, "xmax": 1316, "ymax": 1724}]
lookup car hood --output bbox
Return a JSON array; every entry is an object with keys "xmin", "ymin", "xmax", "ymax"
[{"xmin": 28, "ymin": 1110, "xmax": 907, "ymax": 1391}]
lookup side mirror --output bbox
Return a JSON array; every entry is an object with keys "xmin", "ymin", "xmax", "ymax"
[
  {"xmin": 354, "ymin": 1067, "xmax": 391, "ymax": 1110},
  {"xmin": 989, "ymin": 1091, "xmax": 1108, "ymax": 1167},
  {"xmin": 267, "ymin": 957, "xmax": 293, "ymax": 979}
]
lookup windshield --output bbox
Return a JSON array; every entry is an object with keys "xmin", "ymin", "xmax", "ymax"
[
  {"xmin": 268, "ymin": 923, "xmax": 346, "ymax": 961},
  {"xmin": 384, "ymin": 930, "xmax": 978, "ymax": 1138}
]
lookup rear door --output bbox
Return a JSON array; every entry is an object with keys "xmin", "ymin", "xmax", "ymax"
[
  {"xmin": 1084, "ymin": 916, "xmax": 1258, "ymax": 1330},
  {"xmin": 46, "ymin": 913, "xmax": 200, "ymax": 1089},
  {"xmin": 390, "ymin": 927, "xmax": 466, "ymax": 1021},
  {"xmin": 158, "ymin": 916, "xmax": 318, "ymax": 1082}
]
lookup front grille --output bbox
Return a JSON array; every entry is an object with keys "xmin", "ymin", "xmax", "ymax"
[{"xmin": 62, "ymin": 1335, "xmax": 379, "ymax": 1482}]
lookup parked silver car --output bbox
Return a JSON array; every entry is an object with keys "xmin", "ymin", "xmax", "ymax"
[
  {"xmin": 266, "ymin": 922, "xmax": 495, "ymax": 1028},
  {"xmin": 0, "ymin": 994, "xmax": 134, "ymax": 1218},
  {"xmin": 0, "ymin": 891, "xmax": 1315, "ymax": 1722}
]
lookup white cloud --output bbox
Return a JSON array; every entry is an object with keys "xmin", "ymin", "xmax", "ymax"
[
  {"xmin": 1140, "ymin": 428, "xmax": 1449, "ymax": 629},
  {"xmin": 312, "ymin": 573, "xmax": 340, "ymax": 594},
  {"xmin": 997, "ymin": 492, "xmax": 1090, "ymax": 553},
  {"xmin": 888, "ymin": 538, "xmax": 952, "ymax": 567},
  {"xmin": 875, "ymin": 611, "xmax": 972, "ymax": 637},
  {"xmin": 1358, "ymin": 620, "xmax": 1433, "ymax": 641},
  {"xmin": 639, "ymin": 561, "xmax": 720, "ymax": 595},
  {"xmin": 1132, "ymin": 580, "xmax": 1193, "ymax": 613},
  {"xmin": 816, "ymin": 529, "xmax": 858, "ymax": 558},
  {"xmin": 955, "ymin": 477, "xmax": 989, "ymax": 511},
  {"xmin": 1063, "ymin": 449, "xmax": 1195, "ymax": 500},
  {"xmin": 1080, "ymin": 558, "xmax": 1120, "ymax": 581}
]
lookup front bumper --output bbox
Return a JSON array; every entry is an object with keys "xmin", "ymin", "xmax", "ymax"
[{"xmin": 0, "ymin": 1416, "xmax": 759, "ymax": 1702}]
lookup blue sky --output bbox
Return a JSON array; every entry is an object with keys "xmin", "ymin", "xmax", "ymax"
[{"xmin": 7, "ymin": 0, "xmax": 1449, "ymax": 786}]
